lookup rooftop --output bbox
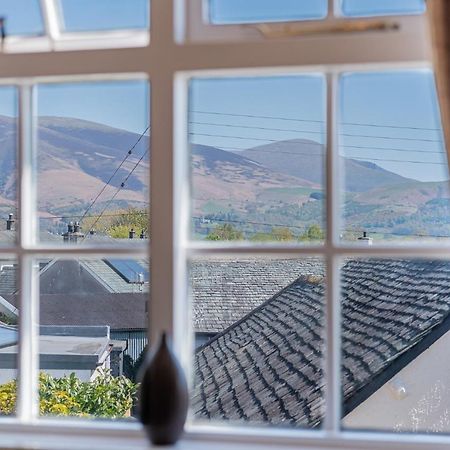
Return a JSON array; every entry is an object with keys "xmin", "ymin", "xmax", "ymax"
[{"xmin": 192, "ymin": 258, "xmax": 450, "ymax": 427}]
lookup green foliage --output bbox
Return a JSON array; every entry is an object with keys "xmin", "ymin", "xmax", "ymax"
[
  {"xmin": 205, "ymin": 223, "xmax": 243, "ymax": 241},
  {"xmin": 0, "ymin": 381, "xmax": 16, "ymax": 415},
  {"xmin": 299, "ymin": 224, "xmax": 325, "ymax": 242},
  {"xmin": 271, "ymin": 227, "xmax": 294, "ymax": 241},
  {"xmin": 81, "ymin": 207, "xmax": 148, "ymax": 238},
  {"xmin": 0, "ymin": 370, "xmax": 137, "ymax": 418}
]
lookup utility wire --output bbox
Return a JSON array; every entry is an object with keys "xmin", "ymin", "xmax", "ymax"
[
  {"xmin": 191, "ymin": 110, "xmax": 442, "ymax": 132},
  {"xmin": 191, "ymin": 140, "xmax": 448, "ymax": 166},
  {"xmin": 190, "ymin": 120, "xmax": 443, "ymax": 143},
  {"xmin": 192, "ymin": 142, "xmax": 446, "ymax": 156},
  {"xmin": 192, "ymin": 216, "xmax": 450, "ymax": 239},
  {"xmin": 189, "ymin": 130, "xmax": 443, "ymax": 145},
  {"xmin": 82, "ymin": 148, "xmax": 149, "ymax": 240},
  {"xmin": 79, "ymin": 125, "xmax": 149, "ymax": 223},
  {"xmin": 37, "ymin": 211, "xmax": 450, "ymax": 239}
]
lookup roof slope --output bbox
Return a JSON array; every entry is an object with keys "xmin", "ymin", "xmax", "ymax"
[
  {"xmin": 5, "ymin": 293, "xmax": 147, "ymax": 329},
  {"xmin": 191, "ymin": 257, "xmax": 324, "ymax": 333},
  {"xmin": 192, "ymin": 259, "xmax": 450, "ymax": 427}
]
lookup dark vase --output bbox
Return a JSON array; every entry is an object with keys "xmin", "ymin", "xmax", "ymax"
[{"xmin": 138, "ymin": 331, "xmax": 189, "ymax": 446}]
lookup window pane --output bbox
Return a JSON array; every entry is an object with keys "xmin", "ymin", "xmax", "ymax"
[
  {"xmin": 191, "ymin": 256, "xmax": 325, "ymax": 427},
  {"xmin": 339, "ymin": 71, "xmax": 449, "ymax": 243},
  {"xmin": 0, "ymin": 0, "xmax": 44, "ymax": 36},
  {"xmin": 0, "ymin": 258, "xmax": 19, "ymax": 416},
  {"xmin": 189, "ymin": 76, "xmax": 326, "ymax": 243},
  {"xmin": 341, "ymin": 0, "xmax": 425, "ymax": 17},
  {"xmin": 341, "ymin": 258, "xmax": 450, "ymax": 433},
  {"xmin": 36, "ymin": 257, "xmax": 148, "ymax": 418},
  {"xmin": 208, "ymin": 0, "xmax": 327, "ymax": 24},
  {"xmin": 59, "ymin": 0, "xmax": 149, "ymax": 32},
  {"xmin": 36, "ymin": 80, "xmax": 149, "ymax": 246},
  {"xmin": 0, "ymin": 87, "xmax": 17, "ymax": 247}
]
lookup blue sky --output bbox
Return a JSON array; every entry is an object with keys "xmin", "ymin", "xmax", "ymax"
[
  {"xmin": 190, "ymin": 71, "xmax": 446, "ymax": 182},
  {"xmin": 0, "ymin": 0, "xmax": 444, "ymax": 182},
  {"xmin": 209, "ymin": 0, "xmax": 425, "ymax": 23},
  {"xmin": 0, "ymin": 0, "xmax": 147, "ymax": 35}
]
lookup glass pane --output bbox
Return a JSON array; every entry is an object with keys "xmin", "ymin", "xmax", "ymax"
[
  {"xmin": 0, "ymin": 0, "xmax": 44, "ymax": 36},
  {"xmin": 208, "ymin": 0, "xmax": 327, "ymax": 24},
  {"xmin": 37, "ymin": 257, "xmax": 148, "ymax": 418},
  {"xmin": 60, "ymin": 0, "xmax": 149, "ymax": 32},
  {"xmin": 342, "ymin": 258, "xmax": 450, "ymax": 433},
  {"xmin": 189, "ymin": 76, "xmax": 326, "ymax": 243},
  {"xmin": 0, "ymin": 87, "xmax": 17, "ymax": 247},
  {"xmin": 339, "ymin": 71, "xmax": 449, "ymax": 243},
  {"xmin": 341, "ymin": 0, "xmax": 425, "ymax": 17},
  {"xmin": 36, "ymin": 80, "xmax": 149, "ymax": 246},
  {"xmin": 0, "ymin": 258, "xmax": 19, "ymax": 416},
  {"xmin": 191, "ymin": 256, "xmax": 325, "ymax": 427}
]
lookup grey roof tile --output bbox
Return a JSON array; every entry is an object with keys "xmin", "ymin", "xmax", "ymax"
[{"xmin": 192, "ymin": 258, "xmax": 450, "ymax": 428}]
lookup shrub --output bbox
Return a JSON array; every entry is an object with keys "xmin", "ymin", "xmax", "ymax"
[{"xmin": 0, "ymin": 370, "xmax": 137, "ymax": 418}]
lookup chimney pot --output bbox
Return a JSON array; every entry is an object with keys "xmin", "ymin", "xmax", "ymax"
[{"xmin": 6, "ymin": 213, "xmax": 14, "ymax": 231}]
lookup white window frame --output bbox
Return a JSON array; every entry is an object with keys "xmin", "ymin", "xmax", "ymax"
[{"xmin": 0, "ymin": 1, "xmax": 449, "ymax": 450}]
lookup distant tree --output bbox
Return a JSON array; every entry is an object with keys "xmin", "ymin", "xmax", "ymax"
[
  {"xmin": 271, "ymin": 227, "xmax": 294, "ymax": 241},
  {"xmin": 205, "ymin": 223, "xmax": 243, "ymax": 241},
  {"xmin": 299, "ymin": 224, "xmax": 324, "ymax": 242},
  {"xmin": 81, "ymin": 207, "xmax": 148, "ymax": 238}
]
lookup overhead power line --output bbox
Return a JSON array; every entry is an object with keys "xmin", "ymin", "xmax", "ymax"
[
  {"xmin": 82, "ymin": 148, "xmax": 149, "ymax": 240},
  {"xmin": 190, "ymin": 120, "xmax": 443, "ymax": 143},
  {"xmin": 191, "ymin": 110, "xmax": 442, "ymax": 132},
  {"xmin": 191, "ymin": 140, "xmax": 448, "ymax": 166},
  {"xmin": 79, "ymin": 125, "xmax": 150, "ymax": 223}
]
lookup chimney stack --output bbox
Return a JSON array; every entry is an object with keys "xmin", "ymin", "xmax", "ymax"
[
  {"xmin": 358, "ymin": 231, "xmax": 373, "ymax": 245},
  {"xmin": 129, "ymin": 228, "xmax": 136, "ymax": 239},
  {"xmin": 6, "ymin": 213, "xmax": 14, "ymax": 231},
  {"xmin": 63, "ymin": 221, "xmax": 84, "ymax": 243}
]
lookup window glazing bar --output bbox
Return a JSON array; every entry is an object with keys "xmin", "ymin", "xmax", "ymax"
[
  {"xmin": 17, "ymin": 85, "xmax": 39, "ymax": 421},
  {"xmin": 324, "ymin": 72, "xmax": 342, "ymax": 433},
  {"xmin": 40, "ymin": 0, "xmax": 62, "ymax": 43}
]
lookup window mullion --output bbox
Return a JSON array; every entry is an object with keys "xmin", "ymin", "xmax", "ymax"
[
  {"xmin": 40, "ymin": 0, "xmax": 62, "ymax": 42},
  {"xmin": 17, "ymin": 85, "xmax": 39, "ymax": 421},
  {"xmin": 149, "ymin": 70, "xmax": 176, "ymax": 345},
  {"xmin": 324, "ymin": 72, "xmax": 342, "ymax": 433}
]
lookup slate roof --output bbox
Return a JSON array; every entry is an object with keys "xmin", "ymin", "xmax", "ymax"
[
  {"xmin": 192, "ymin": 259, "xmax": 450, "ymax": 427},
  {"xmin": 0, "ymin": 263, "xmax": 16, "ymax": 295},
  {"xmin": 191, "ymin": 257, "xmax": 324, "ymax": 333},
  {"xmin": 5, "ymin": 293, "xmax": 147, "ymax": 329}
]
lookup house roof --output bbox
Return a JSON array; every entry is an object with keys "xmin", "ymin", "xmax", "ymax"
[
  {"xmin": 5, "ymin": 293, "xmax": 147, "ymax": 329},
  {"xmin": 0, "ymin": 264, "xmax": 16, "ymax": 295},
  {"xmin": 192, "ymin": 258, "xmax": 450, "ymax": 427},
  {"xmin": 1, "ymin": 257, "xmax": 322, "ymax": 333},
  {"xmin": 191, "ymin": 257, "xmax": 324, "ymax": 333}
]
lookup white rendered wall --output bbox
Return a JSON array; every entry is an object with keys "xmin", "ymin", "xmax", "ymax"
[{"xmin": 344, "ymin": 330, "xmax": 450, "ymax": 433}]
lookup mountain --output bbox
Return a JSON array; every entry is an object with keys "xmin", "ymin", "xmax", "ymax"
[
  {"xmin": 191, "ymin": 144, "xmax": 318, "ymax": 211},
  {"xmin": 0, "ymin": 116, "xmax": 149, "ymax": 213},
  {"xmin": 240, "ymin": 139, "xmax": 413, "ymax": 192},
  {"xmin": 0, "ymin": 115, "xmax": 447, "ymax": 240}
]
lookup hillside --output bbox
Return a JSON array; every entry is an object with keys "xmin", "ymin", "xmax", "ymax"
[
  {"xmin": 0, "ymin": 115, "xmax": 149, "ymax": 214},
  {"xmin": 0, "ymin": 115, "xmax": 448, "ymax": 240},
  {"xmin": 240, "ymin": 139, "xmax": 413, "ymax": 192},
  {"xmin": 192, "ymin": 144, "xmax": 318, "ymax": 213}
]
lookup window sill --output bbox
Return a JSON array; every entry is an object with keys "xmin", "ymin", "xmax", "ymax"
[{"xmin": 0, "ymin": 420, "xmax": 450, "ymax": 450}]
